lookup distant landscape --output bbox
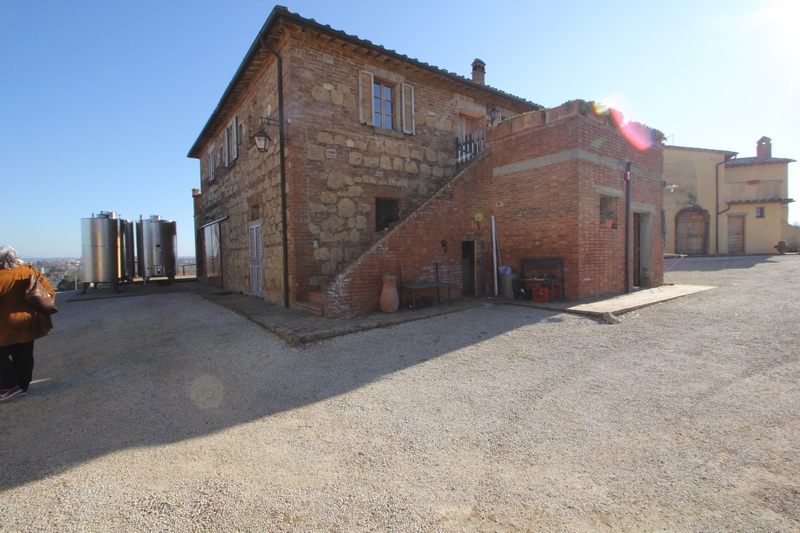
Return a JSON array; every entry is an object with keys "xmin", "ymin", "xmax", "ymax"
[{"xmin": 25, "ymin": 257, "xmax": 197, "ymax": 292}]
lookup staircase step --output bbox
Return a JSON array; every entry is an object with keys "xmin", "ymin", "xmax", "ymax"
[
  {"xmin": 295, "ymin": 300, "xmax": 324, "ymax": 316},
  {"xmin": 308, "ymin": 290, "xmax": 324, "ymax": 305}
]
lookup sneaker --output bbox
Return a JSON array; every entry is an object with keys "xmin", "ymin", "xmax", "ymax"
[{"xmin": 0, "ymin": 386, "xmax": 22, "ymax": 401}]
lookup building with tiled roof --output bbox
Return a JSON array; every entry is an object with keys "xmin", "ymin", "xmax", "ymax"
[
  {"xmin": 664, "ymin": 136, "xmax": 796, "ymax": 255},
  {"xmin": 188, "ymin": 5, "xmax": 665, "ymax": 316}
]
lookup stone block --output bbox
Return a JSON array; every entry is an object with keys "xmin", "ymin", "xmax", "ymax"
[
  {"xmin": 327, "ymin": 171, "xmax": 344, "ymax": 189},
  {"xmin": 338, "ymin": 198, "xmax": 356, "ymax": 217},
  {"xmin": 307, "ymin": 145, "xmax": 325, "ymax": 160},
  {"xmin": 311, "ymin": 85, "xmax": 330, "ymax": 101}
]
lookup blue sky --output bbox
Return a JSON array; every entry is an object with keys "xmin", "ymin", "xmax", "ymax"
[{"xmin": 1, "ymin": 0, "xmax": 798, "ymax": 258}]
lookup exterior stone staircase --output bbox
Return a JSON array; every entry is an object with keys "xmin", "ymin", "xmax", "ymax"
[
  {"xmin": 292, "ymin": 150, "xmax": 487, "ymax": 319},
  {"xmin": 294, "ymin": 290, "xmax": 324, "ymax": 316}
]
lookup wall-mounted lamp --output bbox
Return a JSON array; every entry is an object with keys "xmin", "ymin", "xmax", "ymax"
[
  {"xmin": 254, "ymin": 116, "xmax": 288, "ymax": 152},
  {"xmin": 487, "ymin": 106, "xmax": 500, "ymax": 123},
  {"xmin": 665, "ymin": 183, "xmax": 679, "ymax": 193}
]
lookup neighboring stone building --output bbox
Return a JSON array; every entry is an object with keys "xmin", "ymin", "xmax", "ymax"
[
  {"xmin": 188, "ymin": 6, "xmax": 665, "ymax": 317},
  {"xmin": 664, "ymin": 137, "xmax": 796, "ymax": 256}
]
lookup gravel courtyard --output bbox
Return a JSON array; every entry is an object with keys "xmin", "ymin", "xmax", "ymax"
[{"xmin": 1, "ymin": 255, "xmax": 798, "ymax": 531}]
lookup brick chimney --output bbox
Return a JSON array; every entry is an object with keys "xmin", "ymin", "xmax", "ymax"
[
  {"xmin": 471, "ymin": 58, "xmax": 486, "ymax": 85},
  {"xmin": 192, "ymin": 188, "xmax": 203, "ymax": 215},
  {"xmin": 756, "ymin": 136, "xmax": 772, "ymax": 158}
]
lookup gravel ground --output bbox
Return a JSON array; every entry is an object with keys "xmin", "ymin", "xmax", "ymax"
[{"xmin": 1, "ymin": 255, "xmax": 798, "ymax": 532}]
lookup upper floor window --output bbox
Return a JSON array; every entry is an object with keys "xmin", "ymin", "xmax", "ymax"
[
  {"xmin": 756, "ymin": 206, "xmax": 765, "ymax": 218},
  {"xmin": 373, "ymin": 82, "xmax": 394, "ymax": 130},
  {"xmin": 208, "ymin": 147, "xmax": 216, "ymax": 183},
  {"xmin": 359, "ymin": 70, "xmax": 415, "ymax": 135}
]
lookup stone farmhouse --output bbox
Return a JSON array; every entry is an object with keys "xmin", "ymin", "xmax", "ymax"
[{"xmin": 188, "ymin": 5, "xmax": 665, "ymax": 317}]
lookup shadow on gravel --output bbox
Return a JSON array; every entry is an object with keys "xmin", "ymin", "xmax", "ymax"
[
  {"xmin": 665, "ymin": 254, "xmax": 779, "ymax": 272},
  {"xmin": 0, "ymin": 293, "xmax": 558, "ymax": 491}
]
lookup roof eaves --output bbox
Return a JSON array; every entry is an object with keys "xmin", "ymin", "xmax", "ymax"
[
  {"xmin": 727, "ymin": 198, "xmax": 794, "ymax": 204},
  {"xmin": 288, "ymin": 11, "xmax": 541, "ymax": 108},
  {"xmin": 664, "ymin": 145, "xmax": 738, "ymax": 157},
  {"xmin": 188, "ymin": 6, "xmax": 288, "ymax": 158},
  {"xmin": 188, "ymin": 6, "xmax": 541, "ymax": 158},
  {"xmin": 726, "ymin": 157, "xmax": 796, "ymax": 167}
]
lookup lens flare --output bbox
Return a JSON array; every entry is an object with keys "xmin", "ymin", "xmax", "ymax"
[
  {"xmin": 609, "ymin": 109, "xmax": 655, "ymax": 151},
  {"xmin": 593, "ymin": 96, "xmax": 655, "ymax": 151}
]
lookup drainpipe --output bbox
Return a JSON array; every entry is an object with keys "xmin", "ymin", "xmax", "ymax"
[
  {"xmin": 624, "ymin": 162, "xmax": 632, "ymax": 293},
  {"xmin": 715, "ymin": 155, "xmax": 735, "ymax": 255},
  {"xmin": 260, "ymin": 36, "xmax": 290, "ymax": 308}
]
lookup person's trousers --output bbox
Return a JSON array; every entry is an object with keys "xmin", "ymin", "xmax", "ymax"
[{"xmin": 0, "ymin": 341, "xmax": 35, "ymax": 391}]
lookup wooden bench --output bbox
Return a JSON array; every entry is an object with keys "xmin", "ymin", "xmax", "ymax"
[
  {"xmin": 512, "ymin": 257, "xmax": 565, "ymax": 301},
  {"xmin": 399, "ymin": 262, "xmax": 451, "ymax": 310}
]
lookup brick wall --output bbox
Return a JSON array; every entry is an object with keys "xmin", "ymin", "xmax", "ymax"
[
  {"xmin": 325, "ymin": 154, "xmax": 495, "ymax": 316},
  {"xmin": 488, "ymin": 102, "xmax": 664, "ymax": 300},
  {"xmin": 192, "ymin": 22, "xmax": 535, "ymax": 305},
  {"xmin": 326, "ymin": 101, "xmax": 664, "ymax": 315},
  {"xmin": 281, "ymin": 29, "xmax": 533, "ymax": 302},
  {"xmin": 191, "ymin": 17, "xmax": 663, "ymax": 314}
]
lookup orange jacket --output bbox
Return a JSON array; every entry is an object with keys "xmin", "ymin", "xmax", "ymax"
[{"xmin": 0, "ymin": 265, "xmax": 55, "ymax": 346}]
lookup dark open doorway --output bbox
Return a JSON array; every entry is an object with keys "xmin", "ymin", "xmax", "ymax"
[
  {"xmin": 462, "ymin": 241, "xmax": 475, "ymax": 296},
  {"xmin": 633, "ymin": 213, "xmax": 641, "ymax": 287}
]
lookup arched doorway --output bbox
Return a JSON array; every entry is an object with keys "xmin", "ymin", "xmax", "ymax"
[{"xmin": 675, "ymin": 208, "xmax": 709, "ymax": 255}]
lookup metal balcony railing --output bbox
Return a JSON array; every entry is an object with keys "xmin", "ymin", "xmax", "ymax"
[{"xmin": 456, "ymin": 130, "xmax": 486, "ymax": 170}]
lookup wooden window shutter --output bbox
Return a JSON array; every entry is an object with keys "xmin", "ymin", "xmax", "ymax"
[
  {"xmin": 208, "ymin": 147, "xmax": 215, "ymax": 182},
  {"xmin": 359, "ymin": 70, "xmax": 374, "ymax": 125},
  {"xmin": 232, "ymin": 117, "xmax": 238, "ymax": 159},
  {"xmin": 224, "ymin": 124, "xmax": 231, "ymax": 166},
  {"xmin": 401, "ymin": 83, "xmax": 415, "ymax": 135}
]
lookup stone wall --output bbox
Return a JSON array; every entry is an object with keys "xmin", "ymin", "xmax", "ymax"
[
  {"xmin": 191, "ymin": 18, "xmax": 663, "ymax": 313},
  {"xmin": 192, "ymin": 23, "xmax": 535, "ymax": 305},
  {"xmin": 193, "ymin": 35, "xmax": 286, "ymax": 300},
  {"xmin": 324, "ymin": 154, "xmax": 495, "ymax": 317},
  {"xmin": 281, "ymin": 28, "xmax": 533, "ymax": 302}
]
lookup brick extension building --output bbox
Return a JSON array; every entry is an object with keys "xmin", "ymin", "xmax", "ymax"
[{"xmin": 188, "ymin": 6, "xmax": 665, "ymax": 317}]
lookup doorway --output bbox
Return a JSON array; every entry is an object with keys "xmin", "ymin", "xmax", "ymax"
[
  {"xmin": 631, "ymin": 210, "xmax": 654, "ymax": 288},
  {"xmin": 675, "ymin": 208, "xmax": 708, "ymax": 255},
  {"xmin": 203, "ymin": 222, "xmax": 222, "ymax": 288},
  {"xmin": 249, "ymin": 222, "xmax": 263, "ymax": 297},
  {"xmin": 462, "ymin": 241, "xmax": 475, "ymax": 297},
  {"xmin": 727, "ymin": 215, "xmax": 745, "ymax": 254}
]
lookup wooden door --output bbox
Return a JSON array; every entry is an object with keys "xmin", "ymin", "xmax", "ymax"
[
  {"xmin": 675, "ymin": 210, "xmax": 707, "ymax": 255},
  {"xmin": 203, "ymin": 223, "xmax": 222, "ymax": 287},
  {"xmin": 249, "ymin": 223, "xmax": 263, "ymax": 297},
  {"xmin": 727, "ymin": 215, "xmax": 745, "ymax": 254}
]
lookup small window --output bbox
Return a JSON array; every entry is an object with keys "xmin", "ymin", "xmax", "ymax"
[
  {"xmin": 756, "ymin": 207, "xmax": 765, "ymax": 218},
  {"xmin": 208, "ymin": 147, "xmax": 216, "ymax": 183},
  {"xmin": 376, "ymin": 198, "xmax": 400, "ymax": 231},
  {"xmin": 600, "ymin": 196, "xmax": 616, "ymax": 227}
]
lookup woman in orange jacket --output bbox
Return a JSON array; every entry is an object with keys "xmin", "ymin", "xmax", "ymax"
[{"xmin": 0, "ymin": 245, "xmax": 54, "ymax": 401}]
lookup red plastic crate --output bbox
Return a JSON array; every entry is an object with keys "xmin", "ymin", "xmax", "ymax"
[{"xmin": 533, "ymin": 287, "xmax": 551, "ymax": 302}]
